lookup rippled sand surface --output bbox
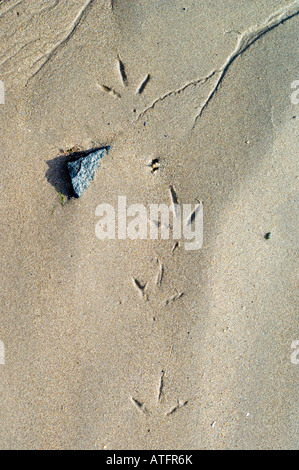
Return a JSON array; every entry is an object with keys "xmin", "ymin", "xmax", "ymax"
[{"xmin": 0, "ymin": 0, "xmax": 298, "ymax": 449}]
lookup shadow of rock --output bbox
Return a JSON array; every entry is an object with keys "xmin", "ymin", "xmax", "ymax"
[{"xmin": 46, "ymin": 148, "xmax": 103, "ymax": 198}]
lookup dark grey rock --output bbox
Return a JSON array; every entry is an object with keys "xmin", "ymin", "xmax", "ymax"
[{"xmin": 68, "ymin": 147, "xmax": 109, "ymax": 198}]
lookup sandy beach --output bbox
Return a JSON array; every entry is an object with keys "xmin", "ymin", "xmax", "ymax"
[{"xmin": 0, "ymin": 0, "xmax": 298, "ymax": 450}]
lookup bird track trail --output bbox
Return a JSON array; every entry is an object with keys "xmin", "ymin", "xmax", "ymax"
[{"xmin": 19, "ymin": 1, "xmax": 298, "ymax": 129}]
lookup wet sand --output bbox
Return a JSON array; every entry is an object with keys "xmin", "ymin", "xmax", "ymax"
[{"xmin": 0, "ymin": 0, "xmax": 298, "ymax": 449}]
